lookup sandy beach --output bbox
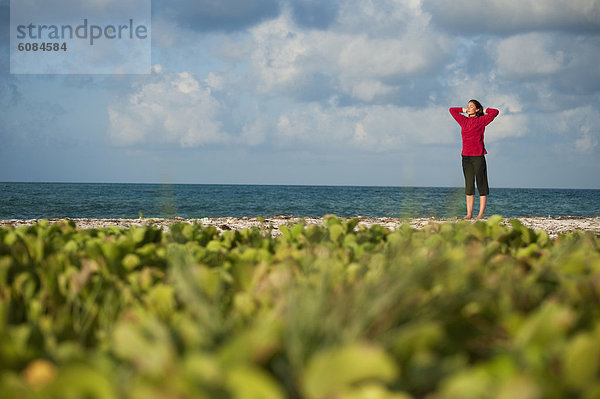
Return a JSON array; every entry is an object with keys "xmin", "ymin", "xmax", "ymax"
[{"xmin": 1, "ymin": 215, "xmax": 599, "ymax": 239}]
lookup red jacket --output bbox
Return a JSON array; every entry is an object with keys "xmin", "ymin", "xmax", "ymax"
[{"xmin": 449, "ymin": 107, "xmax": 499, "ymax": 156}]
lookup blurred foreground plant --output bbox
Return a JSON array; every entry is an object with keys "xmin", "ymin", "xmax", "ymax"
[{"xmin": 0, "ymin": 216, "xmax": 599, "ymax": 398}]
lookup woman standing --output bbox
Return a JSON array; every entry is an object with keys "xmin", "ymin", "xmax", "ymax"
[{"xmin": 450, "ymin": 100, "xmax": 499, "ymax": 219}]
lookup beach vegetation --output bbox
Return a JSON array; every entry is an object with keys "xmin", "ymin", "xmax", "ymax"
[{"xmin": 0, "ymin": 217, "xmax": 599, "ymax": 398}]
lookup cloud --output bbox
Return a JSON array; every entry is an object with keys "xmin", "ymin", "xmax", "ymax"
[
  {"xmin": 245, "ymin": 5, "xmax": 453, "ymax": 103},
  {"xmin": 484, "ymin": 113, "xmax": 528, "ymax": 142},
  {"xmin": 240, "ymin": 117, "xmax": 268, "ymax": 146},
  {"xmin": 0, "ymin": 85, "xmax": 67, "ymax": 148},
  {"xmin": 552, "ymin": 106, "xmax": 600, "ymax": 153},
  {"xmin": 0, "ymin": 1, "xmax": 8, "ymax": 26},
  {"xmin": 425, "ymin": 0, "xmax": 600, "ymax": 34},
  {"xmin": 288, "ymin": 0, "xmax": 340, "ymax": 30},
  {"xmin": 107, "ymin": 65, "xmax": 228, "ymax": 147},
  {"xmin": 486, "ymin": 33, "xmax": 600, "ymax": 96},
  {"xmin": 488, "ymin": 33, "xmax": 566, "ymax": 78},
  {"xmin": 10, "ymin": 0, "xmax": 150, "ymax": 74},
  {"xmin": 575, "ymin": 130, "xmax": 598, "ymax": 152},
  {"xmin": 337, "ymin": 34, "xmax": 447, "ymax": 79},
  {"xmin": 10, "ymin": 0, "xmax": 150, "ymax": 22},
  {"xmin": 0, "ymin": 80, "xmax": 21, "ymax": 107},
  {"xmin": 154, "ymin": 0, "xmax": 281, "ymax": 32},
  {"xmin": 246, "ymin": 103, "xmax": 456, "ymax": 152}
]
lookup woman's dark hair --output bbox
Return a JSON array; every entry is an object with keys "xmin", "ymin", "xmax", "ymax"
[{"xmin": 469, "ymin": 99, "xmax": 485, "ymax": 116}]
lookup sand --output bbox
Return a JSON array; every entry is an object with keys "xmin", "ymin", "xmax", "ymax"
[{"xmin": 1, "ymin": 215, "xmax": 599, "ymax": 239}]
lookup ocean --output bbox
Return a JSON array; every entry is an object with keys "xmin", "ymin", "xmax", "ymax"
[{"xmin": 1, "ymin": 182, "xmax": 599, "ymax": 219}]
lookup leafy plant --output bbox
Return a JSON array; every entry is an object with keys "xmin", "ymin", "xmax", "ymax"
[{"xmin": 0, "ymin": 217, "xmax": 599, "ymax": 398}]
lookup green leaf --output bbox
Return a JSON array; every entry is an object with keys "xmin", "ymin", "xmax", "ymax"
[
  {"xmin": 329, "ymin": 224, "xmax": 344, "ymax": 242},
  {"xmin": 487, "ymin": 214, "xmax": 503, "ymax": 226},
  {"xmin": 303, "ymin": 343, "xmax": 398, "ymax": 399},
  {"xmin": 495, "ymin": 375, "xmax": 541, "ymax": 399},
  {"xmin": 145, "ymin": 284, "xmax": 176, "ymax": 319},
  {"xmin": 437, "ymin": 368, "xmax": 494, "ymax": 399},
  {"xmin": 122, "ymin": 253, "xmax": 140, "ymax": 271},
  {"xmin": 206, "ymin": 240, "xmax": 225, "ymax": 252},
  {"xmin": 111, "ymin": 312, "xmax": 175, "ymax": 377},
  {"xmin": 279, "ymin": 225, "xmax": 292, "ymax": 242},
  {"xmin": 340, "ymin": 383, "xmax": 413, "ymax": 399},
  {"xmin": 45, "ymin": 364, "xmax": 116, "ymax": 399},
  {"xmin": 346, "ymin": 218, "xmax": 360, "ymax": 233},
  {"xmin": 564, "ymin": 331, "xmax": 600, "ymax": 389},
  {"xmin": 226, "ymin": 366, "xmax": 285, "ymax": 399},
  {"xmin": 324, "ymin": 215, "xmax": 342, "ymax": 227},
  {"xmin": 514, "ymin": 302, "xmax": 575, "ymax": 348}
]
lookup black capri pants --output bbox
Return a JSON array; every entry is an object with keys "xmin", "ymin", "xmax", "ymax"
[{"xmin": 462, "ymin": 155, "xmax": 489, "ymax": 196}]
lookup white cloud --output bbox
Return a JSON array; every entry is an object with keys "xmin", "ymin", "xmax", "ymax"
[
  {"xmin": 575, "ymin": 130, "xmax": 598, "ymax": 153},
  {"xmin": 344, "ymin": 80, "xmax": 394, "ymax": 102},
  {"xmin": 205, "ymin": 72, "xmax": 225, "ymax": 91},
  {"xmin": 444, "ymin": 69, "xmax": 527, "ymax": 113},
  {"xmin": 485, "ymin": 93, "xmax": 523, "ymax": 114},
  {"xmin": 552, "ymin": 106, "xmax": 600, "ymax": 152},
  {"xmin": 257, "ymin": 103, "xmax": 455, "ymax": 152},
  {"xmin": 484, "ymin": 113, "xmax": 528, "ymax": 142},
  {"xmin": 480, "ymin": 33, "xmax": 599, "ymax": 107},
  {"xmin": 257, "ymin": 101, "xmax": 528, "ymax": 152},
  {"xmin": 151, "ymin": 16, "xmax": 182, "ymax": 49},
  {"xmin": 488, "ymin": 33, "xmax": 566, "ymax": 79},
  {"xmin": 240, "ymin": 117, "xmax": 268, "ymax": 146},
  {"xmin": 336, "ymin": 33, "xmax": 447, "ymax": 78},
  {"xmin": 335, "ymin": 0, "xmax": 428, "ymax": 36},
  {"xmin": 107, "ymin": 65, "xmax": 228, "ymax": 147},
  {"xmin": 358, "ymin": 106, "xmax": 455, "ymax": 148},
  {"xmin": 107, "ymin": 0, "xmax": 598, "ymax": 165},
  {"xmin": 249, "ymin": 16, "xmax": 309, "ymax": 93},
  {"xmin": 246, "ymin": 2, "xmax": 452, "ymax": 102}
]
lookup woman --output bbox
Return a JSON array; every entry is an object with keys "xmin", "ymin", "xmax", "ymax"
[{"xmin": 449, "ymin": 100, "xmax": 499, "ymax": 219}]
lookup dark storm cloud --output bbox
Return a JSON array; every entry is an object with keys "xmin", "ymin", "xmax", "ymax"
[{"xmin": 154, "ymin": 0, "xmax": 281, "ymax": 32}]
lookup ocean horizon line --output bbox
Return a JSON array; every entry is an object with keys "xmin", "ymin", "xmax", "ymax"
[{"xmin": 2, "ymin": 181, "xmax": 599, "ymax": 191}]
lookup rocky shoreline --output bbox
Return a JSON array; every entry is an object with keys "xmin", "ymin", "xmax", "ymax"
[{"xmin": 1, "ymin": 215, "xmax": 599, "ymax": 238}]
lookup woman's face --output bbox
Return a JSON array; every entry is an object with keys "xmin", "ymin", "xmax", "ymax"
[{"xmin": 466, "ymin": 101, "xmax": 479, "ymax": 116}]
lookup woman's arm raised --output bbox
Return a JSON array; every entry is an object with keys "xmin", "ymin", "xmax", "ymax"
[
  {"xmin": 481, "ymin": 108, "xmax": 499, "ymax": 124},
  {"xmin": 449, "ymin": 107, "xmax": 468, "ymax": 126}
]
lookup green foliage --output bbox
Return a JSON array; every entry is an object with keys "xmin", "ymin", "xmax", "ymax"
[{"xmin": 0, "ymin": 217, "xmax": 599, "ymax": 398}]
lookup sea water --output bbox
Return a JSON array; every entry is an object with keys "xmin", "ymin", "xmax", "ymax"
[{"xmin": 1, "ymin": 182, "xmax": 599, "ymax": 219}]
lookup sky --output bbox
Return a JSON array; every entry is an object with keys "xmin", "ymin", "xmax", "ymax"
[{"xmin": 1, "ymin": 0, "xmax": 599, "ymax": 189}]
